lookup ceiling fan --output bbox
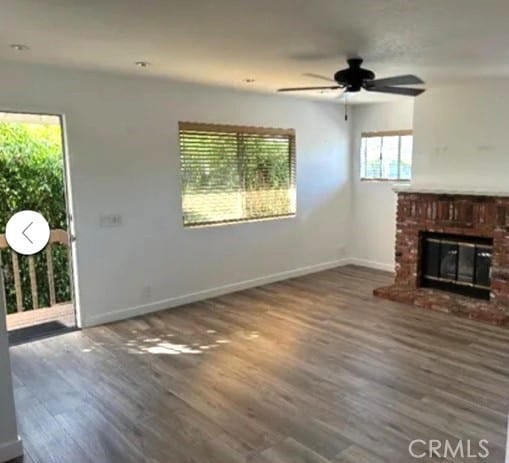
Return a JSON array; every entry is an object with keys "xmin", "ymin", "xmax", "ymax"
[{"xmin": 278, "ymin": 57, "xmax": 425, "ymax": 97}]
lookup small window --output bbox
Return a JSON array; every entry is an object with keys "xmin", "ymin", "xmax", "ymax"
[
  {"xmin": 179, "ymin": 122, "xmax": 296, "ymax": 227},
  {"xmin": 360, "ymin": 130, "xmax": 413, "ymax": 181}
]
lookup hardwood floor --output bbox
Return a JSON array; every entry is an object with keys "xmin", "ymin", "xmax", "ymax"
[{"xmin": 9, "ymin": 266, "xmax": 509, "ymax": 463}]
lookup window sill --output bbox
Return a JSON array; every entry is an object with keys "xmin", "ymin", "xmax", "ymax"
[
  {"xmin": 184, "ymin": 213, "xmax": 297, "ymax": 229},
  {"xmin": 360, "ymin": 178, "xmax": 411, "ymax": 183}
]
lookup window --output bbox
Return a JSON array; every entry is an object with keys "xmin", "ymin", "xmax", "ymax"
[
  {"xmin": 179, "ymin": 122, "xmax": 296, "ymax": 227},
  {"xmin": 360, "ymin": 130, "xmax": 413, "ymax": 181}
]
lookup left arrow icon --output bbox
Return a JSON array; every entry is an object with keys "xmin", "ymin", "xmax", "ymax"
[
  {"xmin": 22, "ymin": 222, "xmax": 34, "ymax": 244},
  {"xmin": 6, "ymin": 211, "xmax": 50, "ymax": 255}
]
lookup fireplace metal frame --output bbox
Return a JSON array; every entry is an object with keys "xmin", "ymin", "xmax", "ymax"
[{"xmin": 419, "ymin": 232, "xmax": 493, "ymax": 301}]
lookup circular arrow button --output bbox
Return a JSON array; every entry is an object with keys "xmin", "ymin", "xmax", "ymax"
[{"xmin": 5, "ymin": 211, "xmax": 50, "ymax": 255}]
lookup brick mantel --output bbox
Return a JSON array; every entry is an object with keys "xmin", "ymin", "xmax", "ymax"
[
  {"xmin": 374, "ymin": 192, "xmax": 509, "ymax": 325},
  {"xmin": 392, "ymin": 184, "xmax": 509, "ymax": 197}
]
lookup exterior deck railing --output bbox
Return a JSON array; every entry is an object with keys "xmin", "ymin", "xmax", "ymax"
[{"xmin": 0, "ymin": 229, "xmax": 70, "ymax": 312}]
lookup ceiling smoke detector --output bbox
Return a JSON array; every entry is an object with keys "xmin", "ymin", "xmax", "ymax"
[{"xmin": 135, "ymin": 61, "xmax": 151, "ymax": 68}]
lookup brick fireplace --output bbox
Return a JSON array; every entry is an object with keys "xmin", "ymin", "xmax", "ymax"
[{"xmin": 374, "ymin": 190, "xmax": 509, "ymax": 325}]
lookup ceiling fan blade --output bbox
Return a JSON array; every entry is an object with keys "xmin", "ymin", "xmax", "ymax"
[
  {"xmin": 365, "ymin": 86, "xmax": 425, "ymax": 96},
  {"xmin": 277, "ymin": 85, "xmax": 342, "ymax": 92},
  {"xmin": 368, "ymin": 74, "xmax": 424, "ymax": 87},
  {"xmin": 302, "ymin": 72, "xmax": 336, "ymax": 83}
]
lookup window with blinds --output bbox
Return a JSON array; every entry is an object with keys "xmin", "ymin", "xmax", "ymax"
[
  {"xmin": 179, "ymin": 122, "xmax": 296, "ymax": 227},
  {"xmin": 360, "ymin": 130, "xmax": 413, "ymax": 181}
]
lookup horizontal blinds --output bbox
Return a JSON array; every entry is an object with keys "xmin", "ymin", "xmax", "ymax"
[{"xmin": 179, "ymin": 122, "xmax": 296, "ymax": 227}]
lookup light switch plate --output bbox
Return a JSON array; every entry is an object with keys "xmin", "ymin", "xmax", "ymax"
[{"xmin": 99, "ymin": 214, "xmax": 123, "ymax": 227}]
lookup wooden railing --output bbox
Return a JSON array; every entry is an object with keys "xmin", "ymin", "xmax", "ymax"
[{"xmin": 0, "ymin": 229, "xmax": 70, "ymax": 312}]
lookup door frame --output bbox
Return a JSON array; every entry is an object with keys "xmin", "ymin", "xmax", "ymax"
[{"xmin": 0, "ymin": 109, "xmax": 81, "ymax": 328}]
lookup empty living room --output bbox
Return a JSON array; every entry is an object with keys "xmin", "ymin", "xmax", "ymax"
[{"xmin": 1, "ymin": 1, "xmax": 509, "ymax": 462}]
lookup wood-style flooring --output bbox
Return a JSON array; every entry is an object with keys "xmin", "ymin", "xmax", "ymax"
[{"xmin": 9, "ymin": 266, "xmax": 509, "ymax": 463}]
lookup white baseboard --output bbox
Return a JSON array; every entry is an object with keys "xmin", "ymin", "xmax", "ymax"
[
  {"xmin": 0, "ymin": 438, "xmax": 23, "ymax": 463},
  {"xmin": 505, "ymin": 412, "xmax": 509, "ymax": 463},
  {"xmin": 85, "ymin": 258, "xmax": 350, "ymax": 327},
  {"xmin": 346, "ymin": 257, "xmax": 395, "ymax": 273}
]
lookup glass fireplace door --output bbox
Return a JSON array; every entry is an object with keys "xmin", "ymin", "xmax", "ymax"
[{"xmin": 421, "ymin": 233, "xmax": 493, "ymax": 300}]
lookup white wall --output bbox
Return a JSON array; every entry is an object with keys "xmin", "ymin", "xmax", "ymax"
[
  {"xmin": 349, "ymin": 101, "xmax": 414, "ymax": 271},
  {"xmin": 413, "ymin": 80, "xmax": 509, "ymax": 191},
  {"xmin": 0, "ymin": 276, "xmax": 22, "ymax": 462},
  {"xmin": 0, "ymin": 62, "xmax": 350, "ymax": 327}
]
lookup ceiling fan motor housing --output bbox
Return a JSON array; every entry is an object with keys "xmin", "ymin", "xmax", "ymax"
[{"xmin": 334, "ymin": 58, "xmax": 375, "ymax": 92}]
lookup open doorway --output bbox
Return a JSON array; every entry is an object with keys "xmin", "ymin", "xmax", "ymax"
[{"xmin": 0, "ymin": 111, "xmax": 77, "ymax": 344}]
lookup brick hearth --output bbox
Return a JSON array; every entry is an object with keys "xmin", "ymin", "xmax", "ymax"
[{"xmin": 374, "ymin": 192, "xmax": 509, "ymax": 325}]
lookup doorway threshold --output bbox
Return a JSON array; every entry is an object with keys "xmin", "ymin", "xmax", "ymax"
[{"xmin": 9, "ymin": 322, "xmax": 77, "ymax": 346}]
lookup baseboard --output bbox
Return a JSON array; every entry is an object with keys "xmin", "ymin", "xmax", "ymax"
[
  {"xmin": 0, "ymin": 438, "xmax": 23, "ymax": 463},
  {"xmin": 346, "ymin": 257, "xmax": 395, "ymax": 273},
  {"xmin": 84, "ymin": 258, "xmax": 350, "ymax": 327},
  {"xmin": 505, "ymin": 412, "xmax": 509, "ymax": 463}
]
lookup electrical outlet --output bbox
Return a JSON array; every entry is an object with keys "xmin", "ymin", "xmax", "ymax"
[{"xmin": 99, "ymin": 214, "xmax": 123, "ymax": 227}]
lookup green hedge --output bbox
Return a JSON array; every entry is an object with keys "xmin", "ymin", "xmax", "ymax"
[{"xmin": 0, "ymin": 121, "xmax": 70, "ymax": 314}]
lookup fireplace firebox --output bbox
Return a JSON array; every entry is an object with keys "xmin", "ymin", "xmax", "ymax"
[{"xmin": 420, "ymin": 233, "xmax": 493, "ymax": 300}]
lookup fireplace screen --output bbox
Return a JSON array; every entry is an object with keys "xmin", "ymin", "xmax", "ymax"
[{"xmin": 421, "ymin": 233, "xmax": 492, "ymax": 300}]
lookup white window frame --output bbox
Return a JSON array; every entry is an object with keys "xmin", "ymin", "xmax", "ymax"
[{"xmin": 360, "ymin": 129, "xmax": 413, "ymax": 182}]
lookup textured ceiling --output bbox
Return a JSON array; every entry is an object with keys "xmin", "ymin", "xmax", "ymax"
[{"xmin": 1, "ymin": 0, "xmax": 509, "ymax": 103}]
